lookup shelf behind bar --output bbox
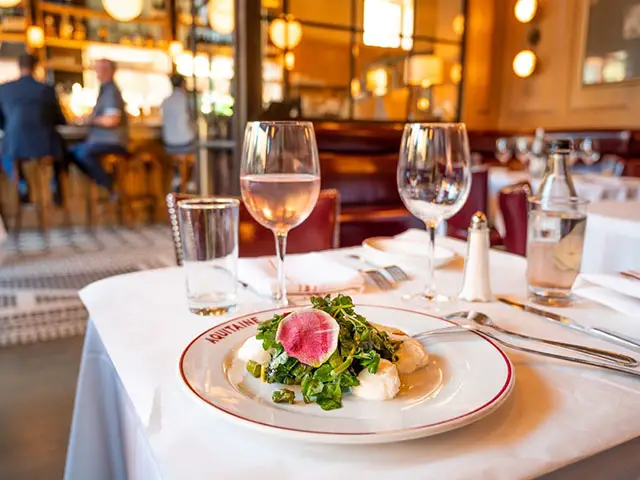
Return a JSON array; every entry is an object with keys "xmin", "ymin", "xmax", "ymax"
[
  {"xmin": 40, "ymin": 2, "xmax": 169, "ymax": 26},
  {"xmin": 44, "ymin": 36, "xmax": 168, "ymax": 53}
]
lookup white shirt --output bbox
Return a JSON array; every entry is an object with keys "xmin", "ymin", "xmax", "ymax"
[{"xmin": 160, "ymin": 88, "xmax": 196, "ymax": 147}]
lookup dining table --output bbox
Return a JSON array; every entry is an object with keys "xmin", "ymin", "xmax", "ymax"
[
  {"xmin": 64, "ymin": 236, "xmax": 640, "ymax": 480},
  {"xmin": 488, "ymin": 168, "xmax": 640, "ymax": 236}
]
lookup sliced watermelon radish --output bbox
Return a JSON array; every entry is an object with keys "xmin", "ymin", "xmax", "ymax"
[{"xmin": 275, "ymin": 309, "xmax": 340, "ymax": 367}]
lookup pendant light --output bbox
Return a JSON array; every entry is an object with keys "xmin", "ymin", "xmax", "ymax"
[{"xmin": 102, "ymin": 0, "xmax": 143, "ymax": 22}]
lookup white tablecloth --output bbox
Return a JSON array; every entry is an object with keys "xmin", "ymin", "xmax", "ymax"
[
  {"xmin": 582, "ymin": 201, "xmax": 640, "ymax": 274},
  {"xmin": 65, "ymin": 239, "xmax": 640, "ymax": 480},
  {"xmin": 488, "ymin": 168, "xmax": 640, "ymax": 236}
]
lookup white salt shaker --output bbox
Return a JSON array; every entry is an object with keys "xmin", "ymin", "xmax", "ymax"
[{"xmin": 458, "ymin": 211, "xmax": 493, "ymax": 302}]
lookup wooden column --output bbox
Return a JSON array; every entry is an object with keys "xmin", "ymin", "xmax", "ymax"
[{"xmin": 231, "ymin": 0, "xmax": 262, "ymax": 195}]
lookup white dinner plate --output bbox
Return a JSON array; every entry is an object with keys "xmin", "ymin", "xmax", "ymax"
[
  {"xmin": 362, "ymin": 236, "xmax": 457, "ymax": 268},
  {"xmin": 179, "ymin": 305, "xmax": 515, "ymax": 444}
]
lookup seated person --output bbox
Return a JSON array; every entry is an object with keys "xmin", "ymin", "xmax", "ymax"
[
  {"xmin": 161, "ymin": 73, "xmax": 197, "ymax": 192},
  {"xmin": 0, "ymin": 54, "xmax": 67, "ymax": 203},
  {"xmin": 66, "ymin": 59, "xmax": 128, "ymax": 192},
  {"xmin": 161, "ymin": 73, "xmax": 196, "ymax": 154}
]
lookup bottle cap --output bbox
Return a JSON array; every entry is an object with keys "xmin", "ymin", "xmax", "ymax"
[
  {"xmin": 548, "ymin": 139, "xmax": 573, "ymax": 152},
  {"xmin": 469, "ymin": 211, "xmax": 488, "ymax": 230}
]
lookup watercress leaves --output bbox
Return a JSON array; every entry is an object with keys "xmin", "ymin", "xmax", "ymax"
[{"xmin": 249, "ymin": 294, "xmax": 399, "ymax": 411}]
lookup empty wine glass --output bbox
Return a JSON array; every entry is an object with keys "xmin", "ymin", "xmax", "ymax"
[
  {"xmin": 515, "ymin": 137, "xmax": 530, "ymax": 164},
  {"xmin": 240, "ymin": 121, "xmax": 321, "ymax": 305},
  {"xmin": 495, "ymin": 137, "xmax": 512, "ymax": 165},
  {"xmin": 397, "ymin": 123, "xmax": 472, "ymax": 302}
]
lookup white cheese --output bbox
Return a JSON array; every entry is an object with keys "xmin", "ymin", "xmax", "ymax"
[
  {"xmin": 352, "ymin": 359, "xmax": 401, "ymax": 401},
  {"xmin": 392, "ymin": 335, "xmax": 430, "ymax": 375},
  {"xmin": 237, "ymin": 336, "xmax": 271, "ymax": 365}
]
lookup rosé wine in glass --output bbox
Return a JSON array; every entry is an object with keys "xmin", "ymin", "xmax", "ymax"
[{"xmin": 240, "ymin": 173, "xmax": 320, "ymax": 233}]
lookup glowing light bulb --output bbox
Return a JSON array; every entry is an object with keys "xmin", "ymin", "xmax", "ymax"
[
  {"xmin": 514, "ymin": 0, "xmax": 538, "ymax": 23},
  {"xmin": 513, "ymin": 49, "xmax": 537, "ymax": 78}
]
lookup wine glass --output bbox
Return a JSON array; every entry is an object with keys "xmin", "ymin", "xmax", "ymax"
[
  {"xmin": 397, "ymin": 123, "xmax": 472, "ymax": 301},
  {"xmin": 495, "ymin": 137, "xmax": 512, "ymax": 165},
  {"xmin": 515, "ymin": 136, "xmax": 530, "ymax": 164},
  {"xmin": 240, "ymin": 121, "xmax": 321, "ymax": 305}
]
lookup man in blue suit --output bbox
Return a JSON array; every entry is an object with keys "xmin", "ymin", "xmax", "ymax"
[{"xmin": 0, "ymin": 53, "xmax": 67, "ymax": 202}]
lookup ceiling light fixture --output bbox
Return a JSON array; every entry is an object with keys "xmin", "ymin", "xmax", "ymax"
[
  {"xmin": 208, "ymin": 0, "xmax": 234, "ymax": 34},
  {"xmin": 102, "ymin": 0, "xmax": 143, "ymax": 22}
]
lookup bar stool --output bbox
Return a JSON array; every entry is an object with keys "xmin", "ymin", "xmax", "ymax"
[
  {"xmin": 167, "ymin": 153, "xmax": 195, "ymax": 193},
  {"xmin": 85, "ymin": 153, "xmax": 129, "ymax": 230},
  {"xmin": 124, "ymin": 149, "xmax": 162, "ymax": 226},
  {"xmin": 13, "ymin": 156, "xmax": 71, "ymax": 248}
]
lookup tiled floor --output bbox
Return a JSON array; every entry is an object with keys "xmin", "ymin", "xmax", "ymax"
[
  {"xmin": 0, "ymin": 336, "xmax": 84, "ymax": 479},
  {"xmin": 0, "ymin": 225, "xmax": 174, "ymax": 478}
]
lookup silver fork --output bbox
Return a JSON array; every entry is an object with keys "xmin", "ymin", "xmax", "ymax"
[
  {"xmin": 347, "ymin": 254, "xmax": 410, "ymax": 283},
  {"xmin": 360, "ymin": 269, "xmax": 394, "ymax": 291}
]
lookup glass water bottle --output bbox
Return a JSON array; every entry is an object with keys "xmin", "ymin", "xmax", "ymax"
[{"xmin": 536, "ymin": 139, "xmax": 577, "ymax": 201}]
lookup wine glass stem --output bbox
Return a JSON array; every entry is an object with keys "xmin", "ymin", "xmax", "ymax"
[
  {"xmin": 423, "ymin": 222, "xmax": 437, "ymax": 299},
  {"xmin": 274, "ymin": 231, "xmax": 288, "ymax": 306}
]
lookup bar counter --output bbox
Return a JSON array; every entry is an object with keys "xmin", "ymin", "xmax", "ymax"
[
  {"xmin": 0, "ymin": 121, "xmax": 168, "ymax": 230},
  {"xmin": 56, "ymin": 122, "xmax": 162, "ymax": 143}
]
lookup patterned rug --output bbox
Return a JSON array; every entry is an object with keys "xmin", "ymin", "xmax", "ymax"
[{"xmin": 0, "ymin": 225, "xmax": 176, "ymax": 347}]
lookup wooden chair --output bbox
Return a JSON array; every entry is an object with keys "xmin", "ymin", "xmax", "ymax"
[
  {"xmin": 13, "ymin": 156, "xmax": 71, "ymax": 247},
  {"xmin": 166, "ymin": 189, "xmax": 341, "ymax": 265},
  {"xmin": 498, "ymin": 181, "xmax": 532, "ymax": 257}
]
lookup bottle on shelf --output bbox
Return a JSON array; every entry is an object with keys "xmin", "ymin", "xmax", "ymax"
[
  {"xmin": 536, "ymin": 139, "xmax": 578, "ymax": 201},
  {"xmin": 59, "ymin": 14, "xmax": 74, "ymax": 39},
  {"xmin": 97, "ymin": 24, "xmax": 109, "ymax": 42},
  {"xmin": 44, "ymin": 14, "xmax": 56, "ymax": 37},
  {"xmin": 72, "ymin": 18, "xmax": 86, "ymax": 41}
]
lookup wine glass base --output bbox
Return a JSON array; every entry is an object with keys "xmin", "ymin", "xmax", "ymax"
[
  {"xmin": 272, "ymin": 295, "xmax": 289, "ymax": 307},
  {"xmin": 401, "ymin": 292, "xmax": 451, "ymax": 307}
]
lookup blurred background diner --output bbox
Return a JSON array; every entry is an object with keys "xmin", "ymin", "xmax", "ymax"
[{"xmin": 1, "ymin": 0, "xmax": 640, "ymax": 478}]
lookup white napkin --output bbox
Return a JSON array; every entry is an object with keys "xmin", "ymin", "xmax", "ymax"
[
  {"xmin": 573, "ymin": 273, "xmax": 640, "ymax": 317},
  {"xmin": 392, "ymin": 229, "xmax": 457, "ymax": 259},
  {"xmin": 238, "ymin": 253, "xmax": 364, "ymax": 297}
]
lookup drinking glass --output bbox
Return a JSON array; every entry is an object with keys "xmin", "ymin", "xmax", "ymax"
[
  {"xmin": 397, "ymin": 123, "xmax": 472, "ymax": 301},
  {"xmin": 178, "ymin": 198, "xmax": 239, "ymax": 316},
  {"xmin": 240, "ymin": 121, "xmax": 321, "ymax": 305},
  {"xmin": 527, "ymin": 197, "xmax": 588, "ymax": 307}
]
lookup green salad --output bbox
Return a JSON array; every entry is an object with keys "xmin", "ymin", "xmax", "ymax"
[{"xmin": 245, "ymin": 294, "xmax": 399, "ymax": 411}]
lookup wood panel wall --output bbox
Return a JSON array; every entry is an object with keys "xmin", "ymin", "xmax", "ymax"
[{"xmin": 462, "ymin": 0, "xmax": 640, "ymax": 131}]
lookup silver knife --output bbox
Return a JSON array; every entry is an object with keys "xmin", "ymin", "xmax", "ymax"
[{"xmin": 497, "ymin": 297, "xmax": 640, "ymax": 352}]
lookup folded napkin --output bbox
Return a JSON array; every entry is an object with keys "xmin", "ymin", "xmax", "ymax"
[
  {"xmin": 238, "ymin": 253, "xmax": 364, "ymax": 297},
  {"xmin": 390, "ymin": 229, "xmax": 456, "ymax": 259},
  {"xmin": 573, "ymin": 273, "xmax": 640, "ymax": 317}
]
